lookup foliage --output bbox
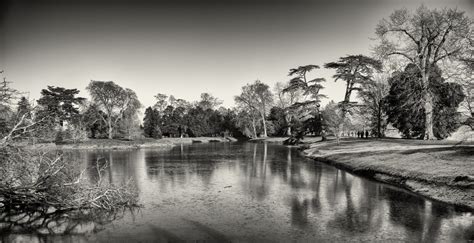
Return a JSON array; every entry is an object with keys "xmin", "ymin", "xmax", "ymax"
[
  {"xmin": 153, "ymin": 93, "xmax": 169, "ymax": 112},
  {"xmin": 235, "ymin": 80, "xmax": 273, "ymax": 137},
  {"xmin": 358, "ymin": 73, "xmax": 390, "ymax": 137},
  {"xmin": 273, "ymin": 81, "xmax": 305, "ymax": 136},
  {"xmin": 385, "ymin": 64, "xmax": 465, "ymax": 139},
  {"xmin": 37, "ymin": 86, "xmax": 85, "ymax": 126},
  {"xmin": 87, "ymin": 80, "xmax": 141, "ymax": 139},
  {"xmin": 375, "ymin": 5, "xmax": 472, "ymax": 139},
  {"xmin": 282, "ymin": 65, "xmax": 326, "ymax": 141},
  {"xmin": 82, "ymin": 103, "xmax": 108, "ymax": 139},
  {"xmin": 197, "ymin": 92, "xmax": 223, "ymax": 110},
  {"xmin": 283, "ymin": 65, "xmax": 326, "ymax": 109},
  {"xmin": 267, "ymin": 107, "xmax": 287, "ymax": 136},
  {"xmin": 143, "ymin": 107, "xmax": 162, "ymax": 138},
  {"xmin": 0, "ymin": 77, "xmax": 139, "ymax": 224},
  {"xmin": 321, "ymin": 101, "xmax": 346, "ymax": 144},
  {"xmin": 324, "ymin": 55, "xmax": 382, "ymax": 114}
]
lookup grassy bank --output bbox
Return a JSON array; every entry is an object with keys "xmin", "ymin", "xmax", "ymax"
[
  {"xmin": 303, "ymin": 138, "xmax": 474, "ymax": 209},
  {"xmin": 27, "ymin": 137, "xmax": 236, "ymax": 150}
]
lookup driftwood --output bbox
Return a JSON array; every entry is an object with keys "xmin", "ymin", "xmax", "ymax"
[{"xmin": 0, "ymin": 108, "xmax": 140, "ymax": 235}]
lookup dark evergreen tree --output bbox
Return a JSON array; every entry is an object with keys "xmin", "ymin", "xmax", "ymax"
[
  {"xmin": 267, "ymin": 107, "xmax": 287, "ymax": 136},
  {"xmin": 82, "ymin": 104, "xmax": 108, "ymax": 138},
  {"xmin": 16, "ymin": 96, "xmax": 31, "ymax": 118},
  {"xmin": 385, "ymin": 64, "xmax": 465, "ymax": 139},
  {"xmin": 143, "ymin": 107, "xmax": 162, "ymax": 138},
  {"xmin": 37, "ymin": 86, "xmax": 85, "ymax": 126}
]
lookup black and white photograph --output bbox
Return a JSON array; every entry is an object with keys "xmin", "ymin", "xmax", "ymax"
[{"xmin": 0, "ymin": 0, "xmax": 473, "ymax": 242}]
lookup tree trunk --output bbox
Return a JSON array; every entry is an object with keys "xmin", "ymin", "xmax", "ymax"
[
  {"xmin": 377, "ymin": 104, "xmax": 382, "ymax": 138},
  {"xmin": 285, "ymin": 112, "xmax": 292, "ymax": 136},
  {"xmin": 424, "ymin": 91, "xmax": 435, "ymax": 140},
  {"xmin": 422, "ymin": 72, "xmax": 435, "ymax": 140},
  {"xmin": 261, "ymin": 113, "xmax": 267, "ymax": 137},
  {"xmin": 107, "ymin": 117, "xmax": 113, "ymax": 139},
  {"xmin": 251, "ymin": 117, "xmax": 257, "ymax": 138}
]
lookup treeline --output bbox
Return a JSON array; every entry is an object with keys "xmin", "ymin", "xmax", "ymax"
[{"xmin": 0, "ymin": 5, "xmax": 472, "ymax": 144}]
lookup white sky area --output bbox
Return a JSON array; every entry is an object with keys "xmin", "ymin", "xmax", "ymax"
[{"xmin": 1, "ymin": 0, "xmax": 472, "ymax": 112}]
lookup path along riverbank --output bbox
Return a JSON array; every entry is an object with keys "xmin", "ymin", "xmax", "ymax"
[{"xmin": 301, "ymin": 138, "xmax": 474, "ymax": 210}]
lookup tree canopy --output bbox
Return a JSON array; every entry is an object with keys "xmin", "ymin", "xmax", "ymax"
[
  {"xmin": 385, "ymin": 64, "xmax": 465, "ymax": 139},
  {"xmin": 375, "ymin": 5, "xmax": 472, "ymax": 139},
  {"xmin": 87, "ymin": 80, "xmax": 141, "ymax": 139}
]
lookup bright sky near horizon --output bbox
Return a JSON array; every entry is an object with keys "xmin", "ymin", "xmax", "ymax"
[{"xmin": 1, "ymin": 0, "xmax": 472, "ymax": 111}]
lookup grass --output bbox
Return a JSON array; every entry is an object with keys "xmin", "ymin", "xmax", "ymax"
[{"xmin": 304, "ymin": 138, "xmax": 474, "ymax": 209}]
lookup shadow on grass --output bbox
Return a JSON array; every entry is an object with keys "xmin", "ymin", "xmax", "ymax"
[{"xmin": 398, "ymin": 146, "xmax": 474, "ymax": 156}]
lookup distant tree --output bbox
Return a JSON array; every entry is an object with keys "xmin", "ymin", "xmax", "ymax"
[
  {"xmin": 16, "ymin": 96, "xmax": 32, "ymax": 118},
  {"xmin": 283, "ymin": 65, "xmax": 326, "ymax": 110},
  {"xmin": 234, "ymin": 108, "xmax": 259, "ymax": 138},
  {"xmin": 375, "ymin": 5, "xmax": 472, "ymax": 139},
  {"xmin": 87, "ymin": 80, "xmax": 141, "ymax": 139},
  {"xmin": 274, "ymin": 81, "xmax": 304, "ymax": 136},
  {"xmin": 143, "ymin": 107, "xmax": 162, "ymax": 138},
  {"xmin": 117, "ymin": 92, "xmax": 142, "ymax": 140},
  {"xmin": 174, "ymin": 98, "xmax": 192, "ymax": 110},
  {"xmin": 358, "ymin": 73, "xmax": 390, "ymax": 137},
  {"xmin": 37, "ymin": 86, "xmax": 85, "ymax": 127},
  {"xmin": 321, "ymin": 101, "xmax": 346, "ymax": 145},
  {"xmin": 219, "ymin": 108, "xmax": 243, "ymax": 137},
  {"xmin": 0, "ymin": 76, "xmax": 18, "ymax": 137},
  {"xmin": 267, "ymin": 106, "xmax": 287, "ymax": 136},
  {"xmin": 153, "ymin": 93, "xmax": 169, "ymax": 113},
  {"xmin": 197, "ymin": 93, "xmax": 223, "ymax": 110},
  {"xmin": 235, "ymin": 89, "xmax": 259, "ymax": 138},
  {"xmin": 185, "ymin": 106, "xmax": 211, "ymax": 137},
  {"xmin": 0, "ymin": 74, "xmax": 19, "ymax": 107},
  {"xmin": 235, "ymin": 81, "xmax": 273, "ymax": 137},
  {"xmin": 385, "ymin": 64, "xmax": 465, "ymax": 139},
  {"xmin": 82, "ymin": 103, "xmax": 108, "ymax": 138},
  {"xmin": 324, "ymin": 55, "xmax": 382, "ymax": 114},
  {"xmin": 282, "ymin": 65, "xmax": 326, "ymax": 140}
]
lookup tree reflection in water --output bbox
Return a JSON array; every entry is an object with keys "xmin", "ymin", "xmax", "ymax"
[
  {"xmin": 0, "ymin": 202, "xmax": 138, "ymax": 240},
  {"xmin": 45, "ymin": 143, "xmax": 474, "ymax": 242}
]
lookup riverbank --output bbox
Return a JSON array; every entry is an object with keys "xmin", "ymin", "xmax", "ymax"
[
  {"xmin": 26, "ymin": 137, "xmax": 237, "ymax": 150},
  {"xmin": 249, "ymin": 136, "xmax": 324, "ymax": 144},
  {"xmin": 303, "ymin": 138, "xmax": 474, "ymax": 209}
]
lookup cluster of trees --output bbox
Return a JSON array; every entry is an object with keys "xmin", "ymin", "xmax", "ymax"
[
  {"xmin": 0, "ymin": 75, "xmax": 139, "ymax": 220},
  {"xmin": 0, "ymin": 78, "xmax": 143, "ymax": 143},
  {"xmin": 285, "ymin": 5, "xmax": 473, "ymax": 141},
  {"xmin": 0, "ymin": 6, "xmax": 471, "ymax": 143},
  {"xmin": 143, "ymin": 93, "xmax": 241, "ymax": 138}
]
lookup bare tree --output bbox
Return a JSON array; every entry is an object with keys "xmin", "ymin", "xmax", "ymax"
[
  {"xmin": 235, "ymin": 80, "xmax": 273, "ymax": 138},
  {"xmin": 375, "ymin": 5, "xmax": 472, "ymax": 139}
]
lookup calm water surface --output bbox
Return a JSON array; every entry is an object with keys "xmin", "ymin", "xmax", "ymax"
[{"xmin": 10, "ymin": 142, "xmax": 474, "ymax": 242}]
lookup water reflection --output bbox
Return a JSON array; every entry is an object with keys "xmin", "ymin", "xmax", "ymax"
[{"xmin": 8, "ymin": 143, "xmax": 471, "ymax": 242}]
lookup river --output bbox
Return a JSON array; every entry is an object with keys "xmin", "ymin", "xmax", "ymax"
[{"xmin": 4, "ymin": 142, "xmax": 474, "ymax": 242}]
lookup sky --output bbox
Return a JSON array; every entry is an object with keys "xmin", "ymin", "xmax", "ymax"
[{"xmin": 1, "ymin": 0, "xmax": 472, "ymax": 111}]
